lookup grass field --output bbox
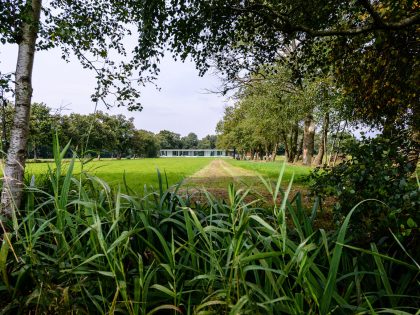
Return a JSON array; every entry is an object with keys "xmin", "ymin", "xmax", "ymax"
[
  {"xmin": 226, "ymin": 158, "xmax": 312, "ymax": 184},
  {"xmin": 19, "ymin": 157, "xmax": 313, "ymax": 193},
  {"xmin": 22, "ymin": 157, "xmax": 216, "ymax": 191}
]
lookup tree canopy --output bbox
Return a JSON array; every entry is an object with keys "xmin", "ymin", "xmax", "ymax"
[{"xmin": 139, "ymin": 0, "xmax": 419, "ymax": 130}]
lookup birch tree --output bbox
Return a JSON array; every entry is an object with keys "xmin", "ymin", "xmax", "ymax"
[
  {"xmin": 0, "ymin": 0, "xmax": 160, "ymax": 217},
  {"xmin": 1, "ymin": 0, "xmax": 42, "ymax": 216}
]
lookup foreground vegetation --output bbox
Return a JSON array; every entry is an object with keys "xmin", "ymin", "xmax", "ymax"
[{"xmin": 0, "ymin": 143, "xmax": 418, "ymax": 314}]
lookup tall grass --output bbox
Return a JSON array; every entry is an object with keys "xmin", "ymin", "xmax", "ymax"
[{"xmin": 0, "ymin": 137, "xmax": 418, "ymax": 314}]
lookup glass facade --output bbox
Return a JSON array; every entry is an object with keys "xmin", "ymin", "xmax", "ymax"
[{"xmin": 159, "ymin": 149, "xmax": 229, "ymax": 157}]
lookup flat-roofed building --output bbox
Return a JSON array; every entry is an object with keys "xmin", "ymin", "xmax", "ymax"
[{"xmin": 160, "ymin": 149, "xmax": 232, "ymax": 157}]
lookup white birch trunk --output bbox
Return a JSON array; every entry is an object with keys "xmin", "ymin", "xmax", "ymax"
[{"xmin": 1, "ymin": 0, "xmax": 42, "ymax": 217}]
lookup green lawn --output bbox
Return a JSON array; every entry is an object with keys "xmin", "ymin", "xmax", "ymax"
[
  {"xmin": 225, "ymin": 158, "xmax": 312, "ymax": 184},
  {"xmin": 23, "ymin": 158, "xmax": 215, "ymax": 191}
]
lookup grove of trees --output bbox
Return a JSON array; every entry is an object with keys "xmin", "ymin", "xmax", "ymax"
[
  {"xmin": 215, "ymin": 67, "xmax": 349, "ymax": 165},
  {"xmin": 0, "ymin": 102, "xmax": 218, "ymax": 159}
]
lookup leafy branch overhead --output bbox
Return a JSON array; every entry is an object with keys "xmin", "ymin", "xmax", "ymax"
[
  {"xmin": 0, "ymin": 0, "xmax": 168, "ymax": 110},
  {"xmin": 138, "ymin": 0, "xmax": 419, "ymax": 129}
]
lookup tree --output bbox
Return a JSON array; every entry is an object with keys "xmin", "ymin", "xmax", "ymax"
[
  {"xmin": 0, "ymin": 0, "xmax": 160, "ymax": 215},
  {"xmin": 181, "ymin": 132, "xmax": 199, "ymax": 149},
  {"xmin": 109, "ymin": 114, "xmax": 136, "ymax": 159},
  {"xmin": 28, "ymin": 103, "xmax": 56, "ymax": 159},
  {"xmin": 198, "ymin": 135, "xmax": 217, "ymax": 149},
  {"xmin": 217, "ymin": 66, "xmax": 314, "ymax": 162},
  {"xmin": 131, "ymin": 129, "xmax": 160, "ymax": 158},
  {"xmin": 139, "ymin": 0, "xmax": 418, "ymax": 130},
  {"xmin": 157, "ymin": 130, "xmax": 182, "ymax": 149},
  {"xmin": 59, "ymin": 112, "xmax": 120, "ymax": 158},
  {"xmin": 0, "ymin": 0, "xmax": 42, "ymax": 216},
  {"xmin": 302, "ymin": 114, "xmax": 315, "ymax": 165}
]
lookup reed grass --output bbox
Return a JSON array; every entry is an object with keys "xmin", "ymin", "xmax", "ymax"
[{"xmin": 0, "ymin": 137, "xmax": 418, "ymax": 314}]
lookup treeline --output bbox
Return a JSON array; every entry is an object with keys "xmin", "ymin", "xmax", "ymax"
[
  {"xmin": 0, "ymin": 103, "xmax": 217, "ymax": 159},
  {"xmin": 216, "ymin": 68, "xmax": 353, "ymax": 165}
]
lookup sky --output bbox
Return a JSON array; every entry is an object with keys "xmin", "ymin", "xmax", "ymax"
[{"xmin": 0, "ymin": 44, "xmax": 229, "ymax": 138}]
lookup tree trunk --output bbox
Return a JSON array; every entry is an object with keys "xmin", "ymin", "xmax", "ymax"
[
  {"xmin": 294, "ymin": 135, "xmax": 304, "ymax": 163},
  {"xmin": 1, "ymin": 97, "xmax": 8, "ymax": 157},
  {"xmin": 1, "ymin": 0, "xmax": 42, "ymax": 217},
  {"xmin": 271, "ymin": 142, "xmax": 278, "ymax": 162},
  {"xmin": 281, "ymin": 131, "xmax": 290, "ymax": 162},
  {"xmin": 332, "ymin": 120, "xmax": 348, "ymax": 167},
  {"xmin": 290, "ymin": 123, "xmax": 298, "ymax": 162},
  {"xmin": 302, "ymin": 114, "xmax": 315, "ymax": 166},
  {"xmin": 314, "ymin": 112, "xmax": 329, "ymax": 166},
  {"xmin": 33, "ymin": 141, "xmax": 37, "ymax": 160}
]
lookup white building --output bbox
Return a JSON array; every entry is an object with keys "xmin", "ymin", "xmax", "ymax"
[{"xmin": 160, "ymin": 149, "xmax": 232, "ymax": 157}]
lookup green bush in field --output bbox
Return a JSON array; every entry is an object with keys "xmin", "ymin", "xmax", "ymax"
[
  {"xmin": 0, "ymin": 137, "xmax": 418, "ymax": 314},
  {"xmin": 309, "ymin": 133, "xmax": 419, "ymax": 246}
]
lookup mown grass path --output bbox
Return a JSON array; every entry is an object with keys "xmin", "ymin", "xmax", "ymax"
[
  {"xmin": 183, "ymin": 159, "xmax": 315, "ymax": 207},
  {"xmin": 185, "ymin": 159, "xmax": 261, "ymax": 188}
]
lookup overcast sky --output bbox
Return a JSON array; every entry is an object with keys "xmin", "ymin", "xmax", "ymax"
[{"xmin": 0, "ymin": 44, "xmax": 228, "ymax": 138}]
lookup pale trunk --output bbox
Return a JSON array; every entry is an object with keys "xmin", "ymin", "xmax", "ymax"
[
  {"xmin": 1, "ymin": 0, "xmax": 42, "ymax": 217},
  {"xmin": 294, "ymin": 136, "xmax": 304, "ymax": 163},
  {"xmin": 1, "ymin": 98, "xmax": 8, "ymax": 156},
  {"xmin": 332, "ymin": 121, "xmax": 348, "ymax": 167},
  {"xmin": 302, "ymin": 114, "xmax": 315, "ymax": 166},
  {"xmin": 314, "ymin": 112, "xmax": 329, "ymax": 166}
]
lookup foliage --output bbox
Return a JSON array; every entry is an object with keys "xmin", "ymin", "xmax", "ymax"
[
  {"xmin": 28, "ymin": 103, "xmax": 58, "ymax": 158},
  {"xmin": 181, "ymin": 132, "xmax": 199, "ymax": 149},
  {"xmin": 157, "ymin": 130, "xmax": 182, "ymax": 149},
  {"xmin": 130, "ymin": 129, "xmax": 160, "ymax": 158},
  {"xmin": 310, "ymin": 132, "xmax": 420, "ymax": 245},
  {"xmin": 216, "ymin": 67, "xmax": 346, "ymax": 162},
  {"xmin": 137, "ymin": 0, "xmax": 419, "ymax": 130},
  {"xmin": 0, "ymin": 139, "xmax": 418, "ymax": 313},
  {"xmin": 197, "ymin": 134, "xmax": 217, "ymax": 149},
  {"xmin": 0, "ymin": 0, "xmax": 171, "ymax": 109},
  {"xmin": 1, "ymin": 101, "xmax": 220, "ymax": 159}
]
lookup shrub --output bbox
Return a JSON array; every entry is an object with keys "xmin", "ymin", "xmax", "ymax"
[{"xmin": 310, "ymin": 132, "xmax": 419, "ymax": 246}]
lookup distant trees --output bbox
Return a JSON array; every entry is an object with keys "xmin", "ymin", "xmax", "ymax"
[
  {"xmin": 157, "ymin": 130, "xmax": 182, "ymax": 150},
  {"xmin": 216, "ymin": 66, "xmax": 347, "ymax": 164},
  {"xmin": 131, "ymin": 130, "xmax": 160, "ymax": 158},
  {"xmin": 0, "ymin": 103, "xmax": 218, "ymax": 159},
  {"xmin": 181, "ymin": 132, "xmax": 199, "ymax": 149},
  {"xmin": 156, "ymin": 130, "xmax": 216, "ymax": 150}
]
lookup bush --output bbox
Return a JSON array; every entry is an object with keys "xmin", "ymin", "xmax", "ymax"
[{"xmin": 310, "ymin": 132, "xmax": 419, "ymax": 245}]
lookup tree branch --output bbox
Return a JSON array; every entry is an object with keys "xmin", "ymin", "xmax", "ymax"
[
  {"xmin": 357, "ymin": 0, "xmax": 386, "ymax": 27},
  {"xmin": 231, "ymin": 3, "xmax": 419, "ymax": 37}
]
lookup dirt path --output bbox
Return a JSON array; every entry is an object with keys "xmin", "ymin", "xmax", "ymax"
[
  {"xmin": 182, "ymin": 159, "xmax": 332, "ymax": 230},
  {"xmin": 180, "ymin": 159, "xmax": 262, "ymax": 202},
  {"xmin": 185, "ymin": 159, "xmax": 260, "ymax": 188}
]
